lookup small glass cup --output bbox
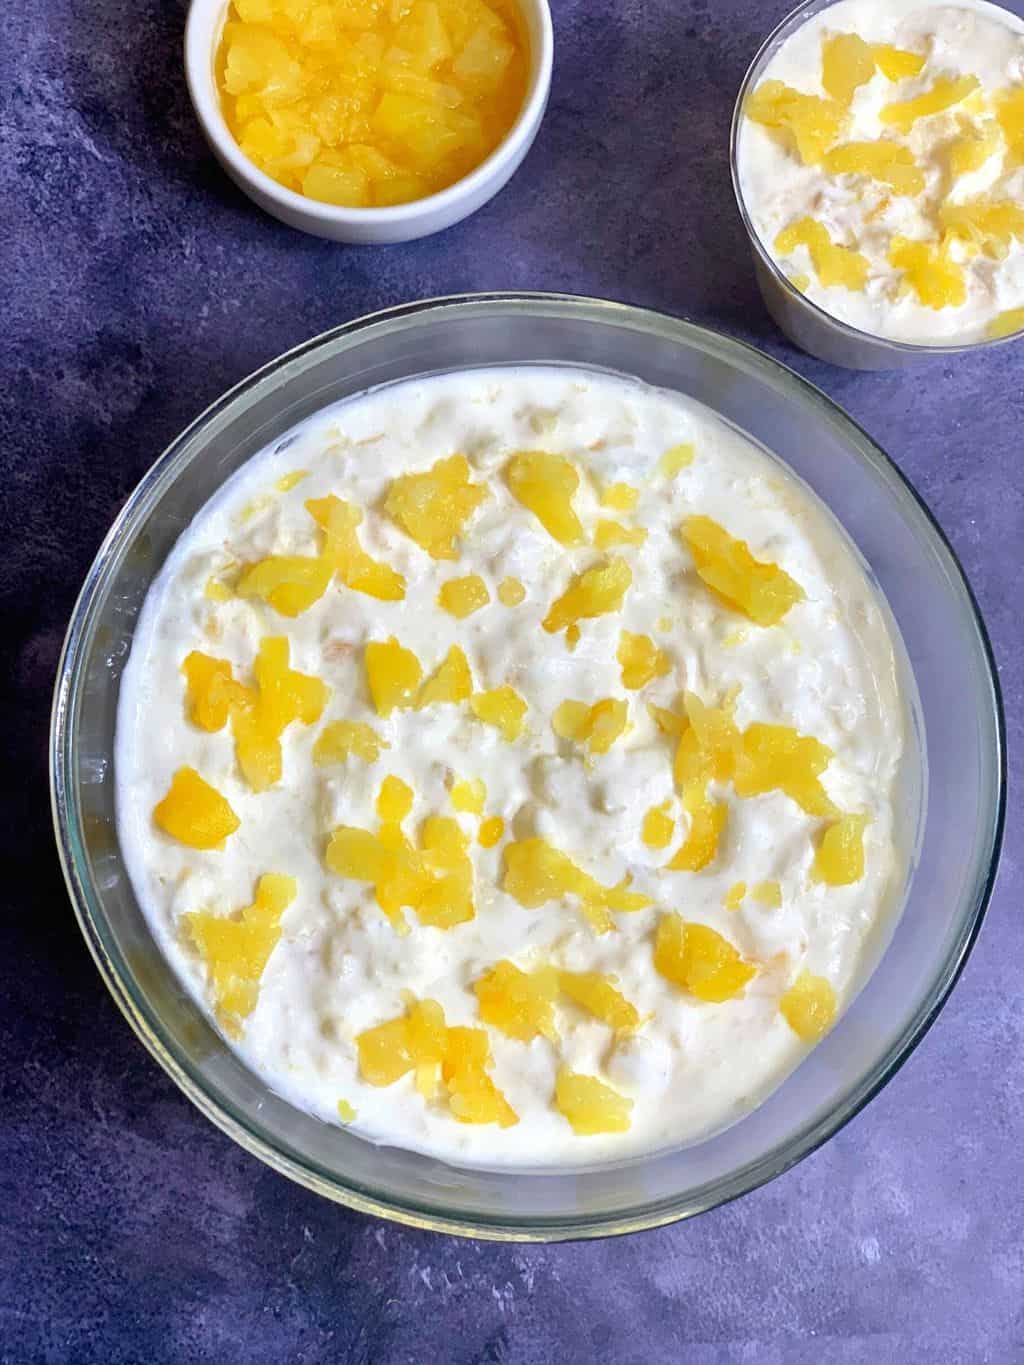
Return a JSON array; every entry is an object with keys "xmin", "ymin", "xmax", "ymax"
[{"xmin": 730, "ymin": 0, "xmax": 1024, "ymax": 369}]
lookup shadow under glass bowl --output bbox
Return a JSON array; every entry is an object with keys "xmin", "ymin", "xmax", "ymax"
[{"xmin": 51, "ymin": 294, "xmax": 1005, "ymax": 1241}]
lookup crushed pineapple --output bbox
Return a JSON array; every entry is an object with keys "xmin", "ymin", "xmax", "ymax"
[
  {"xmin": 474, "ymin": 960, "xmax": 559, "ymax": 1041},
  {"xmin": 218, "ymin": 0, "xmax": 528, "ymax": 208},
  {"xmin": 236, "ymin": 553, "xmax": 333, "ymax": 617},
  {"xmin": 889, "ymin": 236, "xmax": 966, "ymax": 309},
  {"xmin": 559, "ymin": 971, "xmax": 639, "ymax": 1031},
  {"xmin": 185, "ymin": 873, "xmax": 296, "ymax": 1029},
  {"xmin": 384, "ymin": 454, "xmax": 487, "ymax": 559},
  {"xmin": 542, "ymin": 557, "xmax": 632, "ymax": 641},
  {"xmin": 752, "ymin": 879, "xmax": 782, "ymax": 908},
  {"xmin": 307, "ymin": 495, "xmax": 406, "ymax": 601},
  {"xmin": 599, "ymin": 482, "xmax": 639, "ymax": 512},
  {"xmin": 497, "ymin": 575, "xmax": 526, "ymax": 606},
  {"xmin": 812, "ymin": 813, "xmax": 869, "ymax": 885},
  {"xmin": 774, "ymin": 217, "xmax": 870, "ymax": 291},
  {"xmin": 437, "ymin": 573, "xmax": 490, "ymax": 618},
  {"xmin": 154, "ymin": 767, "xmax": 241, "ymax": 850},
  {"xmin": 365, "ymin": 636, "xmax": 423, "ymax": 715},
  {"xmin": 551, "ymin": 697, "xmax": 629, "ymax": 756},
  {"xmin": 723, "ymin": 881, "xmax": 746, "ymax": 911},
  {"xmin": 654, "ymin": 914, "xmax": 756, "ymax": 1002},
  {"xmin": 275, "ymin": 470, "xmax": 308, "ymax": 492},
  {"xmin": 469, "ymin": 684, "xmax": 527, "ymax": 740},
  {"xmin": 665, "ymin": 784, "xmax": 728, "ymax": 872},
  {"xmin": 948, "ymin": 120, "xmax": 1001, "ymax": 179},
  {"xmin": 594, "ymin": 519, "xmax": 647, "ymax": 550},
  {"xmin": 450, "ymin": 777, "xmax": 486, "ymax": 813},
  {"xmin": 478, "ymin": 815, "xmax": 505, "ymax": 847},
  {"xmin": 377, "ymin": 774, "xmax": 414, "ymax": 821},
  {"xmin": 506, "ymin": 450, "xmax": 586, "ymax": 546},
  {"xmin": 733, "ymin": 721, "xmax": 837, "ymax": 817},
  {"xmin": 988, "ymin": 308, "xmax": 1024, "ymax": 339},
  {"xmin": 871, "ymin": 44, "xmax": 925, "ymax": 81},
  {"xmin": 822, "ymin": 141, "xmax": 924, "ymax": 195},
  {"xmin": 503, "ymin": 836, "xmax": 650, "ymax": 934},
  {"xmin": 658, "ymin": 442, "xmax": 694, "ymax": 477},
  {"xmin": 336, "ymin": 1098, "xmax": 357, "ymax": 1122},
  {"xmin": 617, "ymin": 630, "xmax": 670, "ymax": 691},
  {"xmin": 417, "ymin": 643, "xmax": 473, "ymax": 706},
  {"xmin": 996, "ymin": 85, "xmax": 1024, "ymax": 166},
  {"xmin": 313, "ymin": 718, "xmax": 388, "ymax": 765},
  {"xmin": 682, "ymin": 515, "xmax": 805, "ymax": 626},
  {"xmin": 182, "ymin": 650, "xmax": 238, "ymax": 732},
  {"xmin": 779, "ymin": 969, "xmax": 837, "ymax": 1042},
  {"xmin": 641, "ymin": 802, "xmax": 674, "ymax": 850},
  {"xmin": 821, "ymin": 33, "xmax": 876, "ymax": 106},
  {"xmin": 745, "ymin": 79, "xmax": 846, "ymax": 164},
  {"xmin": 555, "ymin": 1067, "xmax": 633, "ymax": 1135},
  {"xmin": 939, "ymin": 198, "xmax": 1024, "ymax": 259},
  {"xmin": 880, "ymin": 75, "xmax": 979, "ymax": 133}
]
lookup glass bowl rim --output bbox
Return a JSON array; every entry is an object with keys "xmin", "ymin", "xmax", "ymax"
[
  {"xmin": 728, "ymin": 0, "xmax": 1024, "ymax": 358},
  {"xmin": 50, "ymin": 291, "xmax": 1007, "ymax": 1241}
]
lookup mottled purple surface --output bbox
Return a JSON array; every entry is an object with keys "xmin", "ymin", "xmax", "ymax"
[{"xmin": 3, "ymin": 0, "xmax": 1022, "ymax": 1359}]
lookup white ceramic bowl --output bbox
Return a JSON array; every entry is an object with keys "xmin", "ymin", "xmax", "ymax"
[{"xmin": 184, "ymin": 0, "xmax": 553, "ymax": 243}]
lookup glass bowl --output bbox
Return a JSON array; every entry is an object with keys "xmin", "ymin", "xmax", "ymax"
[
  {"xmin": 51, "ymin": 294, "xmax": 1004, "ymax": 1241},
  {"xmin": 730, "ymin": 0, "xmax": 1024, "ymax": 370}
]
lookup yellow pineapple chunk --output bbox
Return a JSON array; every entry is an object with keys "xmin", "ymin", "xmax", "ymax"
[
  {"xmin": 683, "ymin": 515, "xmax": 805, "ymax": 626},
  {"xmin": 416, "ymin": 815, "xmax": 475, "ymax": 928},
  {"xmin": 377, "ymin": 774, "xmax": 414, "ymax": 822},
  {"xmin": 659, "ymin": 442, "xmax": 695, "ymax": 477},
  {"xmin": 745, "ymin": 79, "xmax": 846, "ymax": 165},
  {"xmin": 275, "ymin": 469, "xmax": 308, "ymax": 492},
  {"xmin": 306, "ymin": 495, "xmax": 406, "ymax": 600},
  {"xmin": 599, "ymin": 482, "xmax": 639, "ymax": 512},
  {"xmin": 939, "ymin": 198, "xmax": 1024, "ymax": 259},
  {"xmin": 733, "ymin": 722, "xmax": 837, "ymax": 817},
  {"xmin": 779, "ymin": 969, "xmax": 837, "ymax": 1041},
  {"xmin": 559, "ymin": 971, "xmax": 640, "ymax": 1032},
  {"xmin": 358, "ymin": 997, "xmax": 447, "ymax": 1087},
  {"xmin": 723, "ymin": 881, "xmax": 746, "ymax": 910},
  {"xmin": 384, "ymin": 454, "xmax": 487, "ymax": 559},
  {"xmin": 555, "ymin": 1068, "xmax": 633, "ymax": 1135},
  {"xmin": 774, "ymin": 217, "xmax": 870, "ymax": 291},
  {"xmin": 229, "ymin": 637, "xmax": 328, "ymax": 791},
  {"xmin": 503, "ymin": 837, "xmax": 650, "ymax": 934},
  {"xmin": 474, "ymin": 960, "xmax": 559, "ymax": 1041},
  {"xmin": 542, "ymin": 557, "xmax": 632, "ymax": 640},
  {"xmin": 336, "ymin": 1099, "xmax": 357, "ymax": 1122},
  {"xmin": 182, "ymin": 651, "xmax": 239, "ymax": 732},
  {"xmin": 469, "ymin": 685, "xmax": 527, "ymax": 741},
  {"xmin": 988, "ymin": 308, "xmax": 1024, "ymax": 339},
  {"xmin": 326, "ymin": 813, "xmax": 440, "ymax": 934},
  {"xmin": 154, "ymin": 767, "xmax": 241, "ymax": 850},
  {"xmin": 752, "ymin": 879, "xmax": 783, "ymax": 908},
  {"xmin": 478, "ymin": 815, "xmax": 505, "ymax": 848},
  {"xmin": 365, "ymin": 636, "xmax": 423, "ymax": 715},
  {"xmin": 949, "ymin": 120, "xmax": 1002, "ymax": 179},
  {"xmin": 505, "ymin": 451, "xmax": 586, "ymax": 546},
  {"xmin": 871, "ymin": 44, "xmax": 925, "ymax": 81},
  {"xmin": 437, "ymin": 573, "xmax": 490, "ymax": 618},
  {"xmin": 497, "ymin": 576, "xmax": 526, "ymax": 606},
  {"xmin": 654, "ymin": 914, "xmax": 756, "ymax": 1002},
  {"xmin": 185, "ymin": 873, "xmax": 295, "ymax": 1028},
  {"xmin": 665, "ymin": 783, "xmax": 728, "ymax": 872},
  {"xmin": 417, "ymin": 644, "xmax": 473, "ymax": 706},
  {"xmin": 822, "ymin": 140, "xmax": 924, "ymax": 195},
  {"xmin": 812, "ymin": 813, "xmax": 869, "ymax": 885},
  {"xmin": 821, "ymin": 33, "xmax": 876, "ymax": 106},
  {"xmin": 889, "ymin": 236, "xmax": 967, "ymax": 309},
  {"xmin": 552, "ymin": 698, "xmax": 629, "ymax": 756},
  {"xmin": 996, "ymin": 85, "xmax": 1024, "ymax": 166},
  {"xmin": 236, "ymin": 554, "xmax": 333, "ymax": 617},
  {"xmin": 444, "ymin": 1025, "xmax": 518, "ymax": 1127},
  {"xmin": 450, "ymin": 777, "xmax": 486, "ymax": 814},
  {"xmin": 313, "ymin": 719, "xmax": 388, "ymax": 766},
  {"xmin": 641, "ymin": 803, "xmax": 674, "ymax": 850},
  {"xmin": 880, "ymin": 75, "xmax": 979, "ymax": 133},
  {"xmin": 617, "ymin": 630, "xmax": 670, "ymax": 690},
  {"xmin": 594, "ymin": 519, "xmax": 647, "ymax": 549}
]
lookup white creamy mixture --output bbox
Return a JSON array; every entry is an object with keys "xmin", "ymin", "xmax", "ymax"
[
  {"xmin": 737, "ymin": 0, "xmax": 1024, "ymax": 343},
  {"xmin": 117, "ymin": 367, "xmax": 911, "ymax": 1168}
]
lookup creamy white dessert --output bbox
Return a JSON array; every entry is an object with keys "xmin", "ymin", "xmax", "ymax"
[
  {"xmin": 116, "ymin": 367, "xmax": 913, "ymax": 1168},
  {"xmin": 737, "ymin": 0, "xmax": 1024, "ymax": 344}
]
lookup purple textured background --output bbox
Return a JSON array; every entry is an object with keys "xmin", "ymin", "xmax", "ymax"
[{"xmin": 4, "ymin": 0, "xmax": 1022, "ymax": 1360}]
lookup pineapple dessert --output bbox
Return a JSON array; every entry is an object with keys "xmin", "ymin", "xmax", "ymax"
[
  {"xmin": 215, "ymin": 0, "xmax": 528, "ymax": 207},
  {"xmin": 117, "ymin": 366, "xmax": 913, "ymax": 1167},
  {"xmin": 738, "ymin": 0, "xmax": 1024, "ymax": 343}
]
